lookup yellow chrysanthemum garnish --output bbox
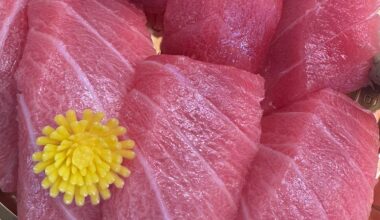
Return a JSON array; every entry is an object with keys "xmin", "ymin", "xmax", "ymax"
[{"xmin": 32, "ymin": 109, "xmax": 135, "ymax": 206}]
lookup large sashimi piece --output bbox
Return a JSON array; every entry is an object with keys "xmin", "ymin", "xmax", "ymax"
[
  {"xmin": 16, "ymin": 0, "xmax": 154, "ymax": 219},
  {"xmin": 263, "ymin": 0, "xmax": 380, "ymax": 111},
  {"xmin": 161, "ymin": 0, "xmax": 282, "ymax": 72},
  {"xmin": 239, "ymin": 89, "xmax": 379, "ymax": 220},
  {"xmin": 0, "ymin": 0, "xmax": 27, "ymax": 192},
  {"xmin": 102, "ymin": 55, "xmax": 264, "ymax": 220}
]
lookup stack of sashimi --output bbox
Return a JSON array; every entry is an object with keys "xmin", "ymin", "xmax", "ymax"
[{"xmin": 0, "ymin": 0, "xmax": 379, "ymax": 219}]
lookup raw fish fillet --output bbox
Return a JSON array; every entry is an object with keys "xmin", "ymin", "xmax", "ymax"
[
  {"xmin": 263, "ymin": 0, "xmax": 380, "ymax": 111},
  {"xmin": 239, "ymin": 89, "xmax": 379, "ymax": 220},
  {"xmin": 0, "ymin": 0, "xmax": 27, "ymax": 192},
  {"xmin": 102, "ymin": 55, "xmax": 264, "ymax": 220},
  {"xmin": 16, "ymin": 0, "xmax": 154, "ymax": 219},
  {"xmin": 161, "ymin": 0, "xmax": 282, "ymax": 72}
]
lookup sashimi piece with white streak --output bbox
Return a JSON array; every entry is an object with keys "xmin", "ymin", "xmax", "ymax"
[
  {"xmin": 263, "ymin": 0, "xmax": 380, "ymax": 112},
  {"xmin": 161, "ymin": 0, "xmax": 282, "ymax": 72},
  {"xmin": 238, "ymin": 89, "xmax": 379, "ymax": 220},
  {"xmin": 16, "ymin": 0, "xmax": 154, "ymax": 219},
  {"xmin": 0, "ymin": 0, "xmax": 27, "ymax": 192},
  {"xmin": 102, "ymin": 55, "xmax": 265, "ymax": 220}
]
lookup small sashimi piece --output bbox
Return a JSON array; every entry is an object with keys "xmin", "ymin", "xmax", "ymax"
[
  {"xmin": 0, "ymin": 0, "xmax": 27, "ymax": 192},
  {"xmin": 239, "ymin": 89, "xmax": 379, "ymax": 220},
  {"xmin": 131, "ymin": 0, "xmax": 167, "ymax": 31},
  {"xmin": 16, "ymin": 0, "xmax": 154, "ymax": 219},
  {"xmin": 161, "ymin": 0, "xmax": 282, "ymax": 72},
  {"xmin": 102, "ymin": 55, "xmax": 264, "ymax": 220},
  {"xmin": 263, "ymin": 0, "xmax": 380, "ymax": 112}
]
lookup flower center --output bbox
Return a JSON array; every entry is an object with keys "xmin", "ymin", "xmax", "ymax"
[{"xmin": 72, "ymin": 145, "xmax": 94, "ymax": 170}]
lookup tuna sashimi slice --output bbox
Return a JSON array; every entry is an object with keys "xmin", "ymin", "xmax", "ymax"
[
  {"xmin": 16, "ymin": 0, "xmax": 154, "ymax": 219},
  {"xmin": 239, "ymin": 89, "xmax": 379, "ymax": 220},
  {"xmin": 263, "ymin": 0, "xmax": 380, "ymax": 112},
  {"xmin": 161, "ymin": 0, "xmax": 282, "ymax": 72},
  {"xmin": 102, "ymin": 55, "xmax": 264, "ymax": 220},
  {"xmin": 0, "ymin": 0, "xmax": 27, "ymax": 192}
]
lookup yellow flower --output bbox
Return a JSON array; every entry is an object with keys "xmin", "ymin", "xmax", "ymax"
[{"xmin": 32, "ymin": 109, "xmax": 135, "ymax": 206}]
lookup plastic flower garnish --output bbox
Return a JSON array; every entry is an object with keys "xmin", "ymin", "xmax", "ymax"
[{"xmin": 32, "ymin": 109, "xmax": 135, "ymax": 206}]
